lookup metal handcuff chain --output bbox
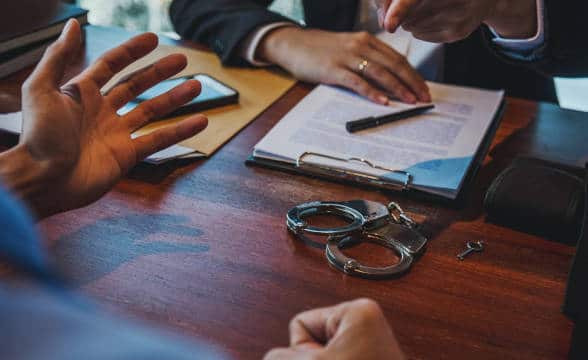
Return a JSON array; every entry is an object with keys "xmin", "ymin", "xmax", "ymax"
[
  {"xmin": 388, "ymin": 202, "xmax": 418, "ymax": 229},
  {"xmin": 286, "ymin": 200, "xmax": 428, "ymax": 279}
]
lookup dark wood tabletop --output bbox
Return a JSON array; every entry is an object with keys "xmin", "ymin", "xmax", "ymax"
[{"xmin": 3, "ymin": 25, "xmax": 588, "ymax": 360}]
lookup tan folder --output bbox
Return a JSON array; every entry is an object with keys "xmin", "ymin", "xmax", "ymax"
[{"xmin": 105, "ymin": 44, "xmax": 296, "ymax": 159}]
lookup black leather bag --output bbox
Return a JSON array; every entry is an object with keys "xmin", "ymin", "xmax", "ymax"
[{"xmin": 484, "ymin": 156, "xmax": 585, "ymax": 244}]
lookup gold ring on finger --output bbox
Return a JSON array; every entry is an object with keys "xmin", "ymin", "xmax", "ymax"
[{"xmin": 357, "ymin": 59, "xmax": 369, "ymax": 75}]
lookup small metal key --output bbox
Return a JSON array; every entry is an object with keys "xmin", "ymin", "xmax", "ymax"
[{"xmin": 457, "ymin": 241, "xmax": 485, "ymax": 261}]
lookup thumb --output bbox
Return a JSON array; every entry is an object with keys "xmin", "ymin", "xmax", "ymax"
[
  {"xmin": 384, "ymin": 0, "xmax": 419, "ymax": 32},
  {"xmin": 264, "ymin": 344, "xmax": 323, "ymax": 360},
  {"xmin": 26, "ymin": 19, "xmax": 82, "ymax": 91},
  {"xmin": 289, "ymin": 305, "xmax": 340, "ymax": 346},
  {"xmin": 374, "ymin": 0, "xmax": 392, "ymax": 28}
]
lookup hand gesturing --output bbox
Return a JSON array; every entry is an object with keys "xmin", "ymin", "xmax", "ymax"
[{"xmin": 11, "ymin": 19, "xmax": 207, "ymax": 217}]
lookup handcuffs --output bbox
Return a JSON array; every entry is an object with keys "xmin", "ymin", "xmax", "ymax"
[{"xmin": 287, "ymin": 200, "xmax": 428, "ymax": 279}]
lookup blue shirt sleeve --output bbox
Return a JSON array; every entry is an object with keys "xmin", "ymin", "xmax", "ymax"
[
  {"xmin": 0, "ymin": 184, "xmax": 228, "ymax": 359},
  {"xmin": 489, "ymin": 0, "xmax": 546, "ymax": 62},
  {"xmin": 0, "ymin": 183, "xmax": 53, "ymax": 280},
  {"xmin": 0, "ymin": 285, "xmax": 228, "ymax": 360}
]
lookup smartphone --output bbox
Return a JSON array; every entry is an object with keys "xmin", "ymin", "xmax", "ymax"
[{"xmin": 119, "ymin": 74, "xmax": 239, "ymax": 117}]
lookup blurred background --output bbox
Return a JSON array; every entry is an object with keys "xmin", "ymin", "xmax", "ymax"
[
  {"xmin": 72, "ymin": 0, "xmax": 588, "ymax": 112},
  {"xmin": 76, "ymin": 0, "xmax": 174, "ymax": 35}
]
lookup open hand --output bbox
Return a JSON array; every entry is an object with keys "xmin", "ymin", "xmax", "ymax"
[
  {"xmin": 264, "ymin": 299, "xmax": 406, "ymax": 360},
  {"xmin": 2, "ymin": 19, "xmax": 207, "ymax": 218},
  {"xmin": 258, "ymin": 27, "xmax": 430, "ymax": 104}
]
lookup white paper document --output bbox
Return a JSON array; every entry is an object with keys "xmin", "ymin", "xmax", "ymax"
[
  {"xmin": 0, "ymin": 112, "xmax": 202, "ymax": 164},
  {"xmin": 253, "ymin": 83, "xmax": 504, "ymax": 199},
  {"xmin": 0, "ymin": 112, "xmax": 23, "ymax": 134}
]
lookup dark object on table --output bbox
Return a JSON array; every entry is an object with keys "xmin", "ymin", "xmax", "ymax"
[
  {"xmin": 564, "ymin": 164, "xmax": 588, "ymax": 359},
  {"xmin": 0, "ymin": 3, "xmax": 88, "ymax": 79},
  {"xmin": 484, "ymin": 156, "xmax": 585, "ymax": 244}
]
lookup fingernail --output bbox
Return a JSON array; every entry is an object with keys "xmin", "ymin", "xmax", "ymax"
[
  {"xmin": 421, "ymin": 92, "xmax": 432, "ymax": 103},
  {"xmin": 178, "ymin": 116, "xmax": 207, "ymax": 136},
  {"xmin": 378, "ymin": 95, "xmax": 389, "ymax": 104},
  {"xmin": 198, "ymin": 116, "xmax": 208, "ymax": 128},
  {"xmin": 386, "ymin": 17, "xmax": 398, "ymax": 32},
  {"xmin": 405, "ymin": 93, "xmax": 417, "ymax": 104},
  {"xmin": 180, "ymin": 80, "xmax": 200, "ymax": 97},
  {"xmin": 191, "ymin": 116, "xmax": 208, "ymax": 132},
  {"xmin": 61, "ymin": 19, "xmax": 74, "ymax": 37}
]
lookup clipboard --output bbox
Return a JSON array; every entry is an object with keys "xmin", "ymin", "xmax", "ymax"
[{"xmin": 246, "ymin": 100, "xmax": 506, "ymax": 204}]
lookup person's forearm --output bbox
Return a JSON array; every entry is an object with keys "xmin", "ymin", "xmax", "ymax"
[
  {"xmin": 239, "ymin": 22, "xmax": 297, "ymax": 66},
  {"xmin": 0, "ymin": 145, "xmax": 53, "ymax": 218},
  {"xmin": 170, "ymin": 0, "xmax": 290, "ymax": 65},
  {"xmin": 485, "ymin": 0, "xmax": 538, "ymax": 39},
  {"xmin": 256, "ymin": 26, "xmax": 307, "ymax": 68}
]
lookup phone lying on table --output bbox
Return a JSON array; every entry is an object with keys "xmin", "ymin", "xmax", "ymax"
[{"xmin": 119, "ymin": 73, "xmax": 239, "ymax": 117}]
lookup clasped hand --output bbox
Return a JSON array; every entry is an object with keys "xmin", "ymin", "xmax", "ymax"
[
  {"xmin": 373, "ymin": 0, "xmax": 538, "ymax": 43},
  {"xmin": 264, "ymin": 299, "xmax": 406, "ymax": 360}
]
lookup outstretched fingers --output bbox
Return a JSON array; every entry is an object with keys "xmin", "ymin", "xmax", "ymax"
[
  {"xmin": 106, "ymin": 54, "xmax": 188, "ymax": 109},
  {"xmin": 123, "ymin": 79, "xmax": 202, "ymax": 131},
  {"xmin": 125, "ymin": 77, "xmax": 207, "ymax": 161},
  {"xmin": 78, "ymin": 32, "xmax": 159, "ymax": 89},
  {"xmin": 132, "ymin": 114, "xmax": 208, "ymax": 161}
]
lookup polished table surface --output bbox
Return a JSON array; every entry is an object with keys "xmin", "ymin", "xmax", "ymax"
[{"xmin": 2, "ymin": 25, "xmax": 587, "ymax": 360}]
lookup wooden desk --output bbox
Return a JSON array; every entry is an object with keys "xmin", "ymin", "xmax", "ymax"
[{"xmin": 3, "ymin": 26, "xmax": 587, "ymax": 360}]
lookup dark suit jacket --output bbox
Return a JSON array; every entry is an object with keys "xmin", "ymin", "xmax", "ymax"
[
  {"xmin": 170, "ymin": 0, "xmax": 558, "ymax": 103},
  {"xmin": 487, "ymin": 0, "xmax": 588, "ymax": 78}
]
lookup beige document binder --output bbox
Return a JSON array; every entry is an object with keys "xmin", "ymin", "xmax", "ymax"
[{"xmin": 105, "ymin": 44, "xmax": 296, "ymax": 158}]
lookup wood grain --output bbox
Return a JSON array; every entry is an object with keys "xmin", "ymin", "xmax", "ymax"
[{"xmin": 3, "ymin": 26, "xmax": 587, "ymax": 360}]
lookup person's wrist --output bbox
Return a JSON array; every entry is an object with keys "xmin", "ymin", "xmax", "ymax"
[
  {"xmin": 485, "ymin": 0, "xmax": 538, "ymax": 39},
  {"xmin": 257, "ymin": 26, "xmax": 306, "ymax": 67},
  {"xmin": 0, "ymin": 144, "xmax": 58, "ymax": 218}
]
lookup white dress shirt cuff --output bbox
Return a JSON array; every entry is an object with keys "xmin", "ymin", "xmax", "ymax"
[
  {"xmin": 490, "ymin": 0, "xmax": 545, "ymax": 53},
  {"xmin": 239, "ymin": 22, "xmax": 297, "ymax": 67}
]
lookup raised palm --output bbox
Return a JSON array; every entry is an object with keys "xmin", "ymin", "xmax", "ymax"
[{"xmin": 18, "ymin": 20, "xmax": 207, "ymax": 217}]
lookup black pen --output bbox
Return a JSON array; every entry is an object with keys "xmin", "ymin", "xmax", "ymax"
[{"xmin": 345, "ymin": 104, "xmax": 435, "ymax": 133}]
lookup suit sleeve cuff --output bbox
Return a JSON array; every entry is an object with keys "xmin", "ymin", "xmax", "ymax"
[
  {"xmin": 239, "ymin": 22, "xmax": 298, "ymax": 67},
  {"xmin": 490, "ymin": 0, "xmax": 545, "ymax": 53}
]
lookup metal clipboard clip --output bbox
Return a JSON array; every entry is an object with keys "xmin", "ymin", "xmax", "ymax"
[{"xmin": 295, "ymin": 151, "xmax": 413, "ymax": 191}]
